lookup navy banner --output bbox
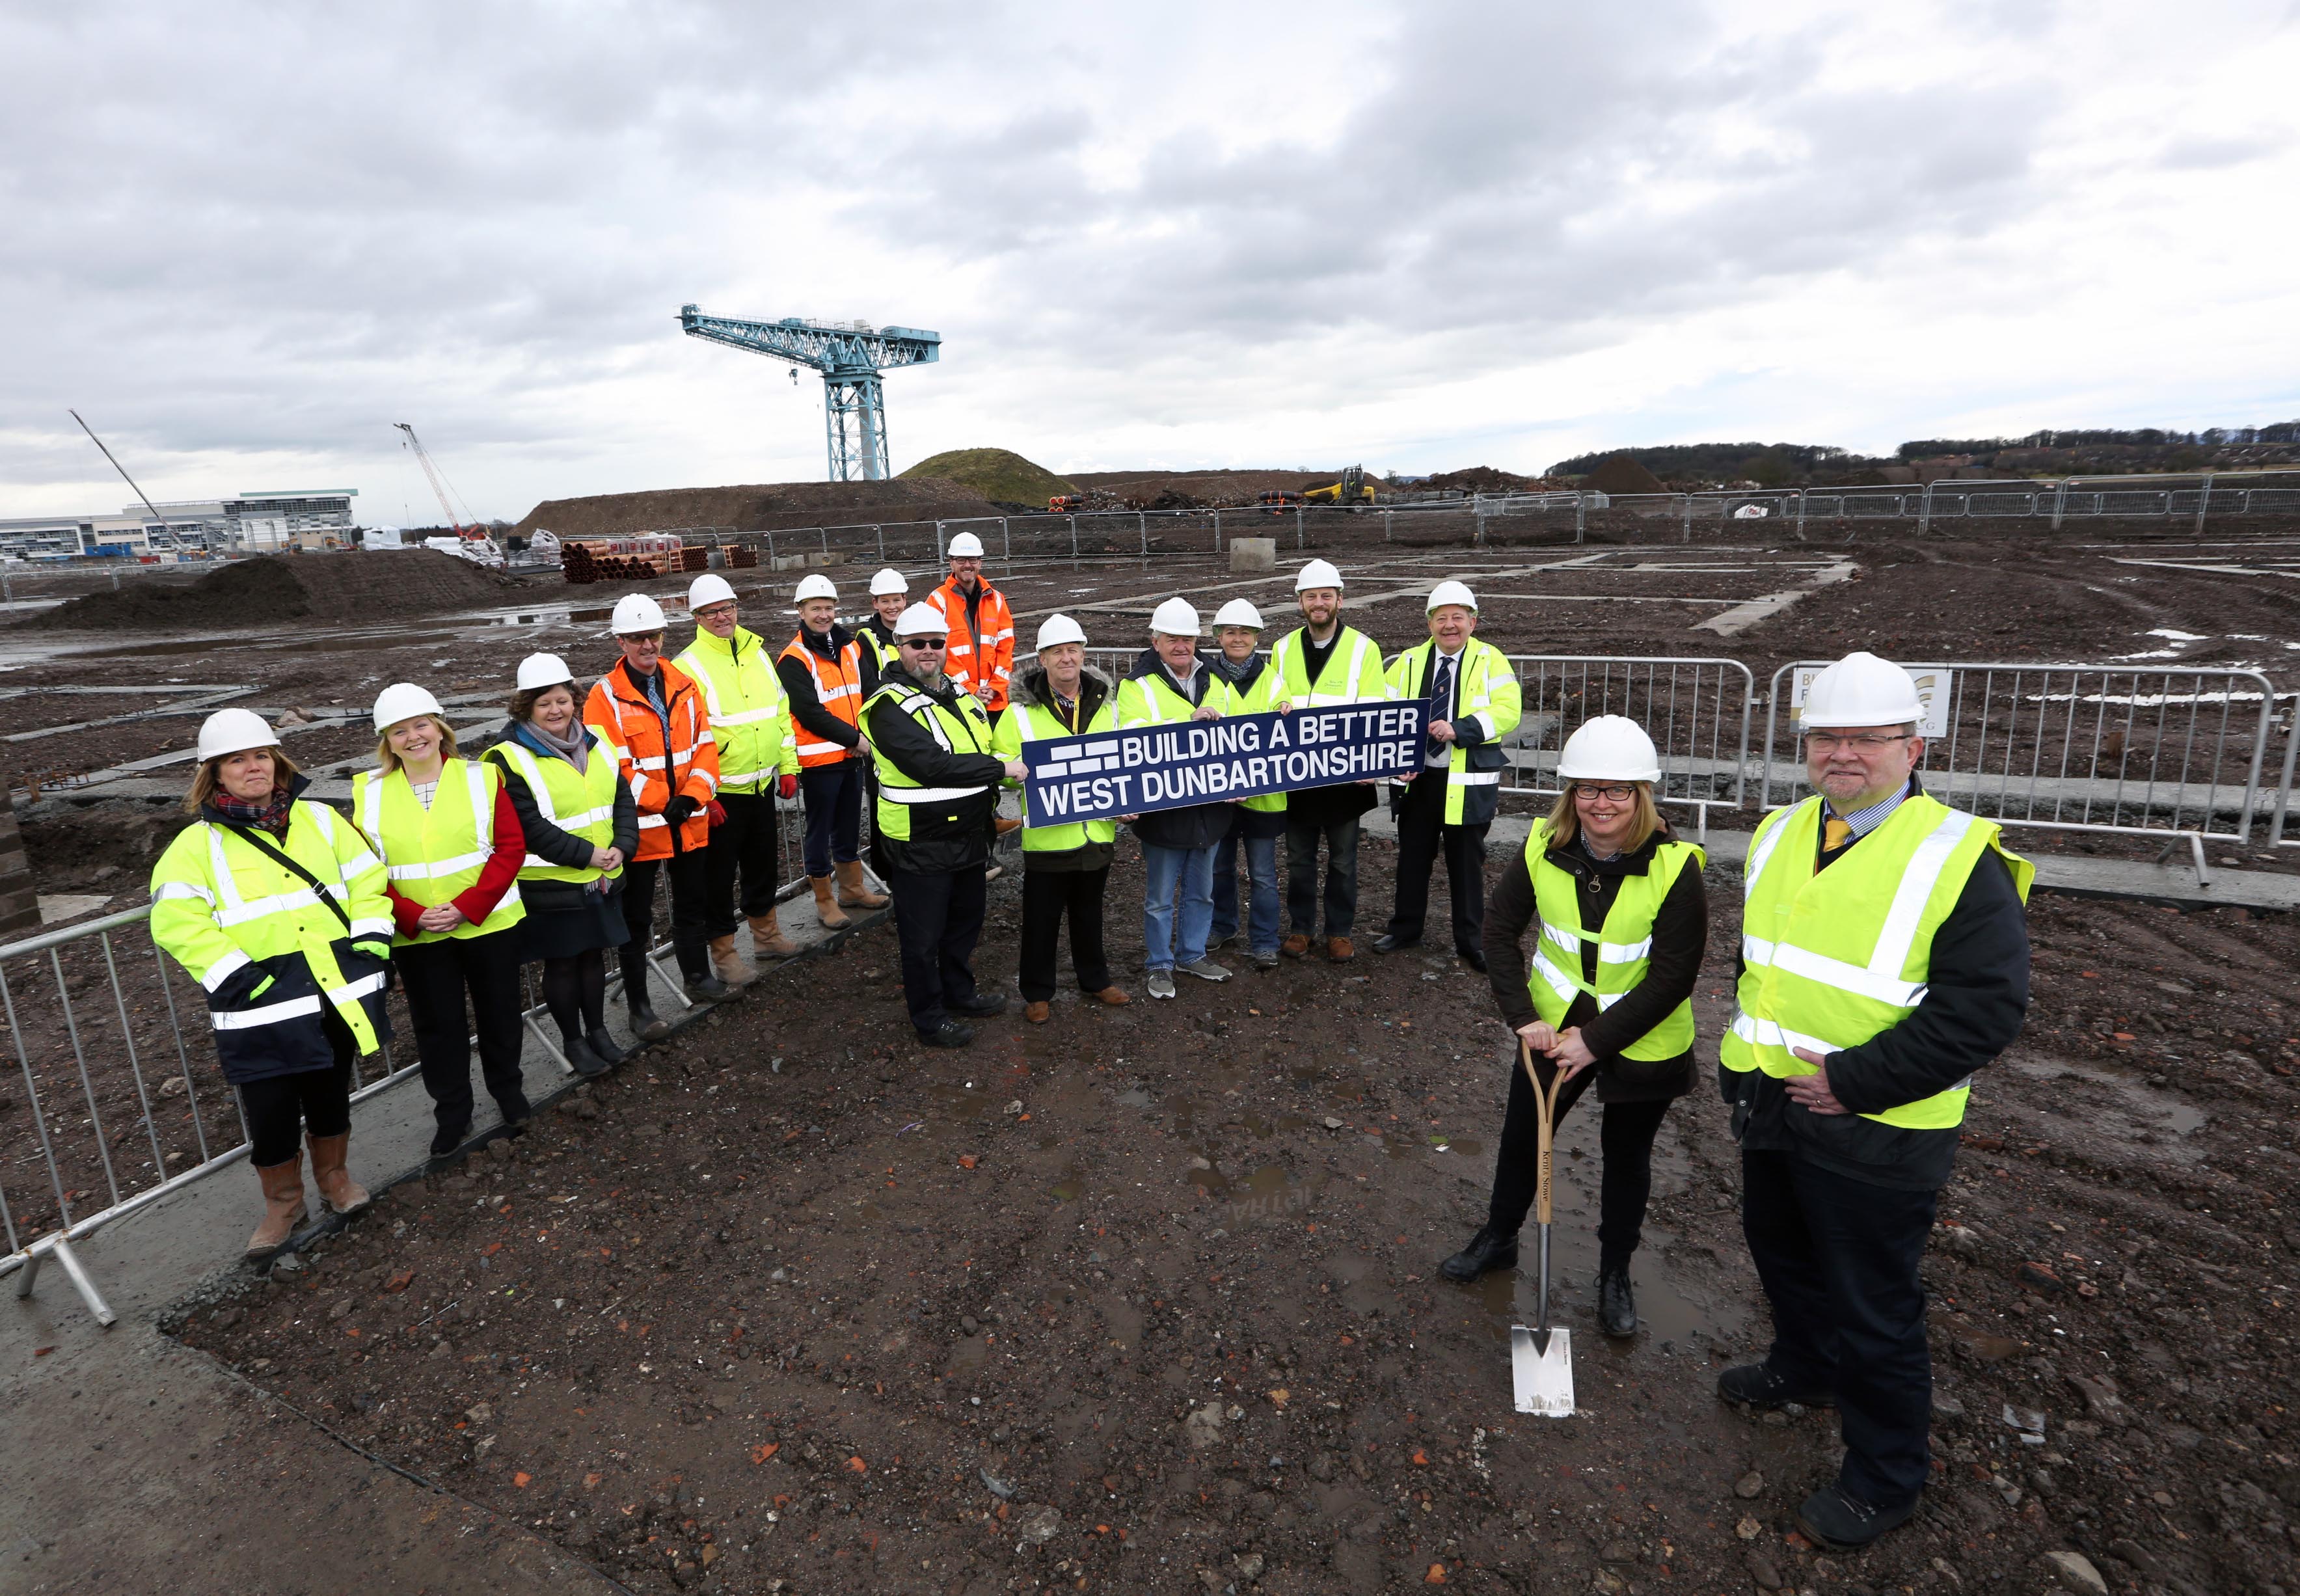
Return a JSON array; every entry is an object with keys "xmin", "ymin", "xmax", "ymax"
[{"xmin": 1021, "ymin": 703, "xmax": 1427, "ymax": 826}]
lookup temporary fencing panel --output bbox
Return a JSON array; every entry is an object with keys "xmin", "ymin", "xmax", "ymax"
[{"xmin": 1763, "ymin": 661, "xmax": 2277, "ymax": 881}]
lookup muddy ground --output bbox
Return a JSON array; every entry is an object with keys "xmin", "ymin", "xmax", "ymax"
[{"xmin": 155, "ymin": 828, "xmax": 2300, "ymax": 1596}]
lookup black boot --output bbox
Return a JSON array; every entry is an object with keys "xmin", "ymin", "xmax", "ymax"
[
  {"xmin": 561, "ymin": 1032, "xmax": 612, "ymax": 1078},
  {"xmin": 1597, "ymin": 1261, "xmax": 1636, "ymax": 1338},
  {"xmin": 585, "ymin": 1027, "xmax": 627, "ymax": 1066},
  {"xmin": 628, "ymin": 1003, "xmax": 671, "ymax": 1042},
  {"xmin": 1439, "ymin": 1223, "xmax": 1519, "ymax": 1284},
  {"xmin": 685, "ymin": 972, "xmax": 741, "ymax": 1004}
]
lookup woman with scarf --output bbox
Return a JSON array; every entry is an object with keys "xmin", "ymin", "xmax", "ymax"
[
  {"xmin": 482, "ymin": 654, "xmax": 640, "ymax": 1076},
  {"xmin": 150, "ymin": 709, "xmax": 396, "ymax": 1262}
]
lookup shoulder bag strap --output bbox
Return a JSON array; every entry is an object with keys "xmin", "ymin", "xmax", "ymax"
[{"xmin": 215, "ymin": 820, "xmax": 355, "ymax": 934}]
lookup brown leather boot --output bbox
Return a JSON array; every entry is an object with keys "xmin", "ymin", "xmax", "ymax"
[
  {"xmin": 246, "ymin": 1153, "xmax": 308, "ymax": 1262},
  {"xmin": 748, "ymin": 910, "xmax": 800, "ymax": 959},
  {"xmin": 1280, "ymin": 934, "xmax": 1310, "ymax": 958},
  {"xmin": 1326, "ymin": 936, "xmax": 1356, "ymax": 962},
  {"xmin": 1093, "ymin": 986, "xmax": 1131, "ymax": 1006},
  {"xmin": 835, "ymin": 859, "xmax": 889, "ymax": 910},
  {"xmin": 306, "ymin": 1132, "xmax": 370, "ymax": 1217},
  {"xmin": 709, "ymin": 933, "xmax": 759, "ymax": 986},
  {"xmin": 1024, "ymin": 1000, "xmax": 1050, "ymax": 1024},
  {"xmin": 811, "ymin": 875, "xmax": 850, "ymax": 930}
]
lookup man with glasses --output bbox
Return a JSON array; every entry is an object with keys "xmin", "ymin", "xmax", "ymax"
[
  {"xmin": 859, "ymin": 602, "xmax": 1029, "ymax": 1048},
  {"xmin": 1720, "ymin": 651, "xmax": 2032, "ymax": 1552}
]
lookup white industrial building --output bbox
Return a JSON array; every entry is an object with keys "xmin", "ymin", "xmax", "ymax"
[{"xmin": 0, "ymin": 489, "xmax": 359, "ymax": 560}]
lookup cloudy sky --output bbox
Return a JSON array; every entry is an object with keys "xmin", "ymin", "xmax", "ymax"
[{"xmin": 6, "ymin": 1, "xmax": 2298, "ymax": 522}]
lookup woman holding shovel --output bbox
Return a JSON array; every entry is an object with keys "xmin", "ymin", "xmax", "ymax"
[{"xmin": 1440, "ymin": 716, "xmax": 1708, "ymax": 1341}]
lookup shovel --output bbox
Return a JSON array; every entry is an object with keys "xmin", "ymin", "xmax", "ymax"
[{"xmin": 1511, "ymin": 1039, "xmax": 1575, "ymax": 1418}]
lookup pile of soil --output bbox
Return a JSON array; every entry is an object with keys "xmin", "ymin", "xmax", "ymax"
[
  {"xmin": 1067, "ymin": 470, "xmax": 1346, "ymax": 507},
  {"xmin": 20, "ymin": 551, "xmax": 521, "ymax": 632},
  {"xmin": 1581, "ymin": 454, "xmax": 1667, "ymax": 495},
  {"xmin": 166, "ymin": 839, "xmax": 2300, "ymax": 1595},
  {"xmin": 1418, "ymin": 467, "xmax": 1563, "ymax": 494},
  {"xmin": 901, "ymin": 448, "xmax": 1076, "ymax": 506},
  {"xmin": 515, "ymin": 480, "xmax": 1007, "ymax": 541}
]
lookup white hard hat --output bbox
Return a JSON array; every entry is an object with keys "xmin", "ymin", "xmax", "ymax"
[
  {"xmin": 1801, "ymin": 651, "xmax": 1925, "ymax": 729},
  {"xmin": 869, "ymin": 567, "xmax": 910, "ymax": 597},
  {"xmin": 372, "ymin": 682, "xmax": 446, "ymax": 733},
  {"xmin": 894, "ymin": 601, "xmax": 948, "ymax": 639},
  {"xmin": 1556, "ymin": 716, "xmax": 1662, "ymax": 783},
  {"xmin": 1150, "ymin": 597, "xmax": 1200, "ymax": 636},
  {"xmin": 516, "ymin": 653, "xmax": 575, "ymax": 691},
  {"xmin": 1212, "ymin": 599, "xmax": 1264, "ymax": 630},
  {"xmin": 947, "ymin": 532, "xmax": 986, "ymax": 558},
  {"xmin": 1295, "ymin": 558, "xmax": 1345, "ymax": 593},
  {"xmin": 1426, "ymin": 580, "xmax": 1478, "ymax": 613},
  {"xmin": 610, "ymin": 592, "xmax": 668, "ymax": 634},
  {"xmin": 794, "ymin": 573, "xmax": 838, "ymax": 604},
  {"xmin": 196, "ymin": 708, "xmax": 280, "ymax": 763},
  {"xmin": 1035, "ymin": 614, "xmax": 1088, "ymax": 652},
  {"xmin": 688, "ymin": 573, "xmax": 737, "ymax": 611}
]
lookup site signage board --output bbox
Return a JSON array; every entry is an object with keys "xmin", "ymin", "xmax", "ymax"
[{"xmin": 1020, "ymin": 703, "xmax": 1427, "ymax": 826}]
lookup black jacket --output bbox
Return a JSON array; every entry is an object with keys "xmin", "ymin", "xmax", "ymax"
[
  {"xmin": 861, "ymin": 666, "xmax": 1005, "ymax": 876},
  {"xmin": 1008, "ymin": 660, "xmax": 1117, "ymax": 872},
  {"xmin": 774, "ymin": 623, "xmax": 879, "ymax": 755},
  {"xmin": 1123, "ymin": 649, "xmax": 1233, "ymax": 851},
  {"xmin": 480, "ymin": 720, "xmax": 640, "ymax": 912},
  {"xmin": 1484, "ymin": 824, "xmax": 1708, "ymax": 1103},
  {"xmin": 1721, "ymin": 805, "xmax": 2032, "ymax": 1190}
]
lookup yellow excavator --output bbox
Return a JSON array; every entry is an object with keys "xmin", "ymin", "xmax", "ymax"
[{"xmin": 1303, "ymin": 464, "xmax": 1375, "ymax": 505}]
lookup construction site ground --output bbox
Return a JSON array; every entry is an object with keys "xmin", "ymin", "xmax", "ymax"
[{"xmin": 5, "ymin": 519, "xmax": 2299, "ymax": 1596}]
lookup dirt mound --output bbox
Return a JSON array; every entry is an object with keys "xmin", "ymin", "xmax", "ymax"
[
  {"xmin": 514, "ymin": 479, "xmax": 1005, "ymax": 541},
  {"xmin": 20, "ymin": 550, "xmax": 521, "ymax": 632},
  {"xmin": 1582, "ymin": 453, "xmax": 1666, "ymax": 495},
  {"xmin": 1420, "ymin": 465, "xmax": 1566, "ymax": 494},
  {"xmin": 899, "ymin": 448, "xmax": 1074, "ymax": 505},
  {"xmin": 1066, "ymin": 468, "xmax": 1344, "ymax": 507}
]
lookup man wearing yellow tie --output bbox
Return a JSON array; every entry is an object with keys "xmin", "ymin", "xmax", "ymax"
[{"xmin": 1719, "ymin": 651, "xmax": 2031, "ymax": 1553}]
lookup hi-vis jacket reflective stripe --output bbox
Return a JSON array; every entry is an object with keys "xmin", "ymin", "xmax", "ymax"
[
  {"xmin": 1210, "ymin": 655, "xmax": 1288, "ymax": 815},
  {"xmin": 353, "ymin": 758, "xmax": 526, "ymax": 945},
  {"xmin": 1269, "ymin": 625, "xmax": 1391, "ymax": 709},
  {"xmin": 1720, "ymin": 792, "xmax": 2035, "ymax": 1131},
  {"xmin": 676, "ymin": 625, "xmax": 800, "ymax": 792},
  {"xmin": 584, "ymin": 659, "xmax": 718, "ymax": 860},
  {"xmin": 993, "ymin": 686, "xmax": 1118, "ymax": 853},
  {"xmin": 926, "ymin": 577, "xmax": 1015, "ymax": 710},
  {"xmin": 1522, "ymin": 821, "xmax": 1702, "ymax": 1061},
  {"xmin": 1383, "ymin": 637, "xmax": 1522, "ymax": 826},
  {"xmin": 863, "ymin": 679, "xmax": 997, "ymax": 841},
  {"xmin": 859, "ymin": 621, "xmax": 900, "ymax": 673},
  {"xmin": 777, "ymin": 631, "xmax": 867, "ymax": 767},
  {"xmin": 483, "ymin": 737, "xmax": 624, "ymax": 886},
  {"xmin": 149, "ymin": 797, "xmax": 392, "ymax": 1083}
]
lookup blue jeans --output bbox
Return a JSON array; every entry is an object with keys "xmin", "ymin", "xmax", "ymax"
[
  {"xmin": 1210, "ymin": 823, "xmax": 1280, "ymax": 956},
  {"xmin": 1141, "ymin": 843, "xmax": 1216, "ymax": 971}
]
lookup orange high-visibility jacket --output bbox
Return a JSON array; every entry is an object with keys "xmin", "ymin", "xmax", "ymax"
[
  {"xmin": 926, "ymin": 576, "xmax": 1015, "ymax": 711},
  {"xmin": 584, "ymin": 658, "xmax": 719, "ymax": 860},
  {"xmin": 777, "ymin": 630, "xmax": 868, "ymax": 767}
]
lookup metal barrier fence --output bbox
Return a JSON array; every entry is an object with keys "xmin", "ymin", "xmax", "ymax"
[{"xmin": 1763, "ymin": 662, "xmax": 2279, "ymax": 881}]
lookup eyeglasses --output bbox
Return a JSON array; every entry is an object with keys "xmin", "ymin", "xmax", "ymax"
[
  {"xmin": 902, "ymin": 638, "xmax": 947, "ymax": 651},
  {"xmin": 1804, "ymin": 732, "xmax": 1913, "ymax": 754},
  {"xmin": 621, "ymin": 631, "xmax": 664, "ymax": 645},
  {"xmin": 1573, "ymin": 783, "xmax": 1637, "ymax": 804}
]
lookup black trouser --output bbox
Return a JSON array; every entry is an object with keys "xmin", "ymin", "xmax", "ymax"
[
  {"xmin": 1386, "ymin": 772, "xmax": 1489, "ymax": 952},
  {"xmin": 236, "ymin": 1008, "xmax": 355, "ymax": 1167},
  {"xmin": 889, "ymin": 864, "xmax": 986, "ymax": 1034},
  {"xmin": 703, "ymin": 789, "xmax": 781, "ymax": 935},
  {"xmin": 1742, "ymin": 1148, "xmax": 1938, "ymax": 1507},
  {"xmin": 800, "ymin": 762, "xmax": 863, "ymax": 878},
  {"xmin": 1487, "ymin": 1054, "xmax": 1670, "ymax": 1267},
  {"xmin": 394, "ymin": 929, "xmax": 530, "ymax": 1135},
  {"xmin": 1019, "ymin": 865, "xmax": 1111, "ymax": 1002},
  {"xmin": 619, "ymin": 849, "xmax": 710, "ymax": 992},
  {"xmin": 540, "ymin": 949, "xmax": 607, "ymax": 1044},
  {"xmin": 1284, "ymin": 810, "xmax": 1360, "ymax": 937}
]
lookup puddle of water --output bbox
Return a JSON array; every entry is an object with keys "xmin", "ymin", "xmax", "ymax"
[
  {"xmin": 85, "ymin": 629, "xmax": 460, "ymax": 658},
  {"xmin": 1050, "ymin": 1161, "xmax": 1085, "ymax": 1201},
  {"xmin": 1116, "ymin": 1087, "xmax": 1152, "ymax": 1109}
]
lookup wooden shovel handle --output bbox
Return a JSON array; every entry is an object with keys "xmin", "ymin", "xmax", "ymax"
[{"xmin": 1520, "ymin": 1039, "xmax": 1556, "ymax": 1227}]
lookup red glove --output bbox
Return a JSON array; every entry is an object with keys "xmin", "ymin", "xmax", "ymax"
[
  {"xmin": 705, "ymin": 800, "xmax": 728, "ymax": 828},
  {"xmin": 778, "ymin": 774, "xmax": 798, "ymax": 800}
]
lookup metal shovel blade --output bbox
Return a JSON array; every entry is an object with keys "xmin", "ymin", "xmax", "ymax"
[{"xmin": 1511, "ymin": 1323, "xmax": 1575, "ymax": 1417}]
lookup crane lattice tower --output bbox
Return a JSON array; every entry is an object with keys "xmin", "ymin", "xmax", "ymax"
[{"xmin": 678, "ymin": 304, "xmax": 941, "ymax": 482}]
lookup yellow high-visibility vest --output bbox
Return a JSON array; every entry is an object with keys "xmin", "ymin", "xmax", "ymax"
[
  {"xmin": 1523, "ymin": 822, "xmax": 1703, "ymax": 1060},
  {"xmin": 483, "ymin": 736, "xmax": 623, "ymax": 887},
  {"xmin": 1720, "ymin": 792, "xmax": 2033, "ymax": 1129},
  {"xmin": 351, "ymin": 757, "xmax": 526, "ymax": 945}
]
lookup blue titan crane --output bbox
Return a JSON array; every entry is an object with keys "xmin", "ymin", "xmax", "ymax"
[{"xmin": 678, "ymin": 304, "xmax": 941, "ymax": 482}]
